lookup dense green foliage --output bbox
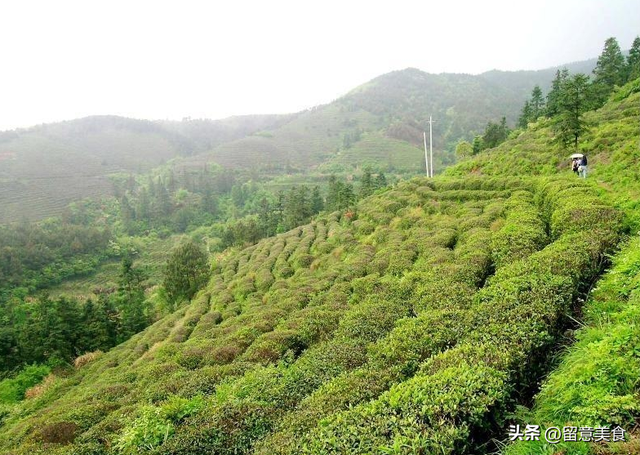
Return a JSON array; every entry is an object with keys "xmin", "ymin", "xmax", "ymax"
[
  {"xmin": 0, "ymin": 365, "xmax": 50, "ymax": 404},
  {"xmin": 0, "ymin": 170, "xmax": 624, "ymax": 454},
  {"xmin": 505, "ymin": 235, "xmax": 640, "ymax": 455},
  {"xmin": 0, "ymin": 256, "xmax": 151, "ymax": 372},
  {"xmin": 163, "ymin": 240, "xmax": 210, "ymax": 306},
  {"xmin": 0, "ymin": 219, "xmax": 112, "ymax": 294},
  {"xmin": 0, "ymin": 37, "xmax": 639, "ymax": 455},
  {"xmin": 516, "ymin": 36, "xmax": 639, "ymax": 152},
  {"xmin": 0, "ymin": 168, "xmax": 378, "ymax": 375}
]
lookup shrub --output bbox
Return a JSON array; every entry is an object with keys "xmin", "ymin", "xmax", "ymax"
[
  {"xmin": 0, "ymin": 364, "xmax": 51, "ymax": 404},
  {"xmin": 36, "ymin": 421, "xmax": 79, "ymax": 444}
]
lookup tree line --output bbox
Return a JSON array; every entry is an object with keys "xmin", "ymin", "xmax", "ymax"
[
  {"xmin": 217, "ymin": 170, "xmax": 387, "ymax": 248},
  {"xmin": 0, "ymin": 169, "xmax": 389, "ymax": 373},
  {"xmin": 455, "ymin": 35, "xmax": 639, "ymax": 158},
  {"xmin": 0, "ymin": 256, "xmax": 148, "ymax": 372},
  {"xmin": 519, "ymin": 36, "xmax": 639, "ymax": 149}
]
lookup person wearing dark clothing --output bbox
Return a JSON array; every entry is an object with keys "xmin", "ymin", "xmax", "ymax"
[{"xmin": 579, "ymin": 155, "xmax": 588, "ymax": 178}]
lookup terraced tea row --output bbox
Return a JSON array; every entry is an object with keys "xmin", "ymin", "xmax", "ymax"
[{"xmin": 0, "ymin": 176, "xmax": 621, "ymax": 455}]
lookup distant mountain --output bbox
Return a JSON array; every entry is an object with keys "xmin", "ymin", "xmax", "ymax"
[
  {"xmin": 0, "ymin": 56, "xmax": 602, "ymax": 223},
  {"xmin": 0, "ymin": 114, "xmax": 291, "ymax": 222},
  {"xmin": 478, "ymin": 57, "xmax": 599, "ymax": 98},
  {"xmin": 204, "ymin": 60, "xmax": 602, "ymax": 174},
  {"xmin": 188, "ymin": 69, "xmax": 525, "ymax": 174}
]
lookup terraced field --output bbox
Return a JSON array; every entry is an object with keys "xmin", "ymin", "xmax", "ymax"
[
  {"xmin": 0, "ymin": 174, "xmax": 621, "ymax": 455},
  {"xmin": 318, "ymin": 132, "xmax": 425, "ymax": 173},
  {"xmin": 47, "ymin": 235, "xmax": 183, "ymax": 301}
]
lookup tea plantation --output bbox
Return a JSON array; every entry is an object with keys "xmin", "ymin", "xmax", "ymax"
[{"xmin": 0, "ymin": 81, "xmax": 639, "ymax": 455}]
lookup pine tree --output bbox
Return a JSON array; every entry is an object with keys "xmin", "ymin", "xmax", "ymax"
[
  {"xmin": 627, "ymin": 36, "xmax": 640, "ymax": 81},
  {"xmin": 310, "ymin": 186, "xmax": 324, "ymax": 214},
  {"xmin": 553, "ymin": 73, "xmax": 591, "ymax": 150},
  {"xmin": 546, "ymin": 69, "xmax": 569, "ymax": 117},
  {"xmin": 518, "ymin": 101, "xmax": 532, "ymax": 129},
  {"xmin": 472, "ymin": 135, "xmax": 484, "ymax": 154},
  {"xmin": 360, "ymin": 168, "xmax": 374, "ymax": 198},
  {"xmin": 482, "ymin": 117, "xmax": 509, "ymax": 149},
  {"xmin": 200, "ymin": 183, "xmax": 218, "ymax": 215},
  {"xmin": 592, "ymin": 37, "xmax": 626, "ymax": 105},
  {"xmin": 117, "ymin": 256, "xmax": 148, "ymax": 339},
  {"xmin": 326, "ymin": 175, "xmax": 342, "ymax": 212},
  {"xmin": 529, "ymin": 85, "xmax": 545, "ymax": 119},
  {"xmin": 338, "ymin": 183, "xmax": 356, "ymax": 209}
]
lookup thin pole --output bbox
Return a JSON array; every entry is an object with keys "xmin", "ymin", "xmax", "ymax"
[
  {"xmin": 423, "ymin": 131, "xmax": 429, "ymax": 176},
  {"xmin": 429, "ymin": 116, "xmax": 434, "ymax": 177}
]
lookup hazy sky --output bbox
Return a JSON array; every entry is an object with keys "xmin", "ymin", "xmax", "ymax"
[{"xmin": 1, "ymin": 0, "xmax": 638, "ymax": 131}]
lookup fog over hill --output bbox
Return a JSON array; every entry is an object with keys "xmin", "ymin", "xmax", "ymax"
[{"xmin": 0, "ymin": 58, "xmax": 598, "ymax": 223}]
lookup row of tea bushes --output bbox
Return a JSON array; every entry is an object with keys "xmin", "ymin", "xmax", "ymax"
[
  {"xmin": 0, "ymin": 177, "xmax": 541, "ymax": 454},
  {"xmin": 282, "ymin": 180, "xmax": 622, "ymax": 454}
]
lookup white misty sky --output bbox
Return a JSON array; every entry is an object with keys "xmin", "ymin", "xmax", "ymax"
[{"xmin": 1, "ymin": 0, "xmax": 638, "ymax": 130}]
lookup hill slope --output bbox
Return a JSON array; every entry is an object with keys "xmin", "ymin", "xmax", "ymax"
[
  {"xmin": 3, "ymin": 78, "xmax": 640, "ymax": 453},
  {"xmin": 1, "ymin": 57, "xmax": 599, "ymax": 224},
  {"xmin": 204, "ymin": 69, "xmax": 527, "ymax": 172},
  {"xmin": 0, "ymin": 114, "xmax": 290, "ymax": 223}
]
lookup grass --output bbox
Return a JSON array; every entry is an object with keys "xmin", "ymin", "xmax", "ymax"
[{"xmin": 504, "ymin": 235, "xmax": 640, "ymax": 455}]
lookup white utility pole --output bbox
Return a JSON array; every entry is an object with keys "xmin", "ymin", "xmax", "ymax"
[
  {"xmin": 423, "ymin": 131, "xmax": 429, "ymax": 176},
  {"xmin": 428, "ymin": 116, "xmax": 435, "ymax": 177}
]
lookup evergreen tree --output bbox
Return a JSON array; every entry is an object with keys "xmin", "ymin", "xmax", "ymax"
[
  {"xmin": 282, "ymin": 186, "xmax": 310, "ymax": 231},
  {"xmin": 117, "ymin": 256, "xmax": 148, "ymax": 339},
  {"xmin": 163, "ymin": 240, "xmax": 209, "ymax": 306},
  {"xmin": 79, "ymin": 297, "xmax": 117, "ymax": 352},
  {"xmin": 310, "ymin": 186, "xmax": 324, "ymax": 214},
  {"xmin": 155, "ymin": 182, "xmax": 172, "ymax": 218},
  {"xmin": 472, "ymin": 135, "xmax": 484, "ymax": 155},
  {"xmin": 518, "ymin": 101, "xmax": 532, "ymax": 129},
  {"xmin": 338, "ymin": 183, "xmax": 356, "ymax": 209},
  {"xmin": 553, "ymin": 73, "xmax": 591, "ymax": 150},
  {"xmin": 546, "ymin": 69, "xmax": 569, "ymax": 117},
  {"xmin": 326, "ymin": 175, "xmax": 342, "ymax": 212},
  {"xmin": 627, "ymin": 36, "xmax": 640, "ymax": 81},
  {"xmin": 231, "ymin": 184, "xmax": 246, "ymax": 208},
  {"xmin": 482, "ymin": 117, "xmax": 510, "ymax": 149},
  {"xmin": 257, "ymin": 196, "xmax": 275, "ymax": 236},
  {"xmin": 119, "ymin": 195, "xmax": 136, "ymax": 231},
  {"xmin": 200, "ymin": 183, "xmax": 218, "ymax": 215},
  {"xmin": 136, "ymin": 188, "xmax": 151, "ymax": 223},
  {"xmin": 592, "ymin": 37, "xmax": 626, "ymax": 105},
  {"xmin": 529, "ymin": 85, "xmax": 545, "ymax": 119},
  {"xmin": 359, "ymin": 168, "xmax": 374, "ymax": 198}
]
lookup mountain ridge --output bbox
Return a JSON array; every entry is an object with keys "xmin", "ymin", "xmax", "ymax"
[{"xmin": 0, "ymin": 55, "xmax": 602, "ymax": 223}]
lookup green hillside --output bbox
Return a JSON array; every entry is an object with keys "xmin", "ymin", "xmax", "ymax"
[
  {"xmin": 478, "ymin": 57, "xmax": 599, "ymax": 99},
  {"xmin": 0, "ymin": 60, "xmax": 594, "ymax": 225},
  {"xmin": 204, "ymin": 69, "xmax": 530, "ymax": 173},
  {"xmin": 1, "ymin": 74, "xmax": 639, "ymax": 454},
  {"xmin": 0, "ymin": 115, "xmax": 289, "ymax": 223}
]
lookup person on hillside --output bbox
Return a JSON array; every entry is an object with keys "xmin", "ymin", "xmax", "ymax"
[
  {"xmin": 578, "ymin": 155, "xmax": 588, "ymax": 178},
  {"xmin": 571, "ymin": 158, "xmax": 580, "ymax": 175}
]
